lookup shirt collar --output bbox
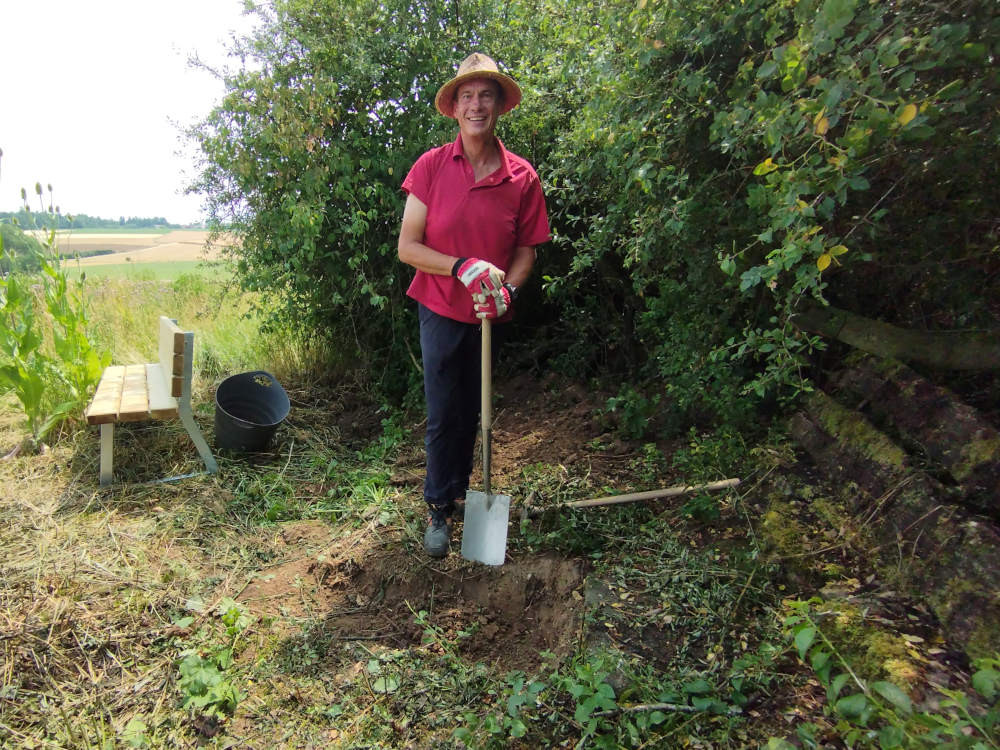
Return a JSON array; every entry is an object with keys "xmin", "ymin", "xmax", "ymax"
[{"xmin": 452, "ymin": 134, "xmax": 513, "ymax": 183}]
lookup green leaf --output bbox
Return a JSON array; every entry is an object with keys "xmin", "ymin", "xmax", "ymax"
[
  {"xmin": 753, "ymin": 157, "xmax": 779, "ymax": 176},
  {"xmin": 878, "ymin": 725, "xmax": 905, "ymax": 748},
  {"xmin": 971, "ymin": 668, "xmax": 999, "ymax": 701},
  {"xmin": 828, "ymin": 673, "xmax": 851, "ymax": 703},
  {"xmin": 574, "ymin": 698, "xmax": 596, "ymax": 723},
  {"xmin": 122, "ymin": 717, "xmax": 149, "ymax": 748},
  {"xmin": 810, "ymin": 649, "xmax": 831, "ymax": 672},
  {"xmin": 871, "ymin": 681, "xmax": 912, "ymax": 715},
  {"xmin": 835, "ymin": 692, "xmax": 869, "ymax": 718},
  {"xmin": 372, "ymin": 675, "xmax": 399, "ymax": 694},
  {"xmin": 683, "ymin": 678, "xmax": 713, "ymax": 695},
  {"xmin": 758, "ymin": 60, "xmax": 778, "ymax": 79},
  {"xmin": 936, "ymin": 79, "xmax": 964, "ymax": 100},
  {"xmin": 739, "ymin": 266, "xmax": 763, "ymax": 292},
  {"xmin": 795, "ymin": 626, "xmax": 816, "ymax": 659},
  {"xmin": 691, "ymin": 696, "xmax": 724, "ymax": 712}
]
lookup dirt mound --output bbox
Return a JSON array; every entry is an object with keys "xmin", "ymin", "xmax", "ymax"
[{"xmin": 239, "ymin": 520, "xmax": 586, "ymax": 672}]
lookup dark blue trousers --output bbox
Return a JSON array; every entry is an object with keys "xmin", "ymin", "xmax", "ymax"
[{"xmin": 418, "ymin": 304, "xmax": 504, "ymax": 510}]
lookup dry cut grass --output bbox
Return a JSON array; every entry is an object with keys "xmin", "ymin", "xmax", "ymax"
[
  {"xmin": 0, "ymin": 384, "xmax": 380, "ymax": 747},
  {"xmin": 0, "ymin": 399, "xmax": 223, "ymax": 743}
]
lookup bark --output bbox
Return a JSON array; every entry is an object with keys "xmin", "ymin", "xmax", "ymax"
[
  {"xmin": 792, "ymin": 303, "xmax": 1000, "ymax": 370},
  {"xmin": 831, "ymin": 354, "xmax": 1000, "ymax": 517},
  {"xmin": 789, "ymin": 391, "xmax": 1000, "ymax": 659}
]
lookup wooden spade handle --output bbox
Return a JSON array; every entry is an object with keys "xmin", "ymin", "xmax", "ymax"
[{"xmin": 481, "ymin": 318, "xmax": 492, "ymax": 497}]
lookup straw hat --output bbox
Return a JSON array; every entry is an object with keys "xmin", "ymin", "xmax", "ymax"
[{"xmin": 434, "ymin": 53, "xmax": 522, "ymax": 118}]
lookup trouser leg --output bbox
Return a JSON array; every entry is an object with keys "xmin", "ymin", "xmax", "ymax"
[{"xmin": 419, "ymin": 305, "xmax": 480, "ymax": 509}]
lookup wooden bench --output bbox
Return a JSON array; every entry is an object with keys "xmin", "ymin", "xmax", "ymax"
[{"xmin": 84, "ymin": 316, "xmax": 218, "ymax": 486}]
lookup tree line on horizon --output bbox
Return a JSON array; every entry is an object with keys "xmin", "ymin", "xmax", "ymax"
[{"xmin": 0, "ymin": 209, "xmax": 178, "ymax": 231}]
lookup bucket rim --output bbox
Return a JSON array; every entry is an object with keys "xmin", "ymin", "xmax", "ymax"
[
  {"xmin": 215, "ymin": 370, "xmax": 290, "ymax": 428},
  {"xmin": 215, "ymin": 406, "xmax": 286, "ymax": 429}
]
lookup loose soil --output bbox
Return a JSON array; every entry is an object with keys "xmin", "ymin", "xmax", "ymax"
[
  {"xmin": 234, "ymin": 371, "xmax": 642, "ymax": 674},
  {"xmin": 239, "ymin": 522, "xmax": 586, "ymax": 673}
]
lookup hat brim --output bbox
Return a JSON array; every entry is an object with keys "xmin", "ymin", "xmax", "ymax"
[{"xmin": 435, "ymin": 72, "xmax": 522, "ymax": 118}]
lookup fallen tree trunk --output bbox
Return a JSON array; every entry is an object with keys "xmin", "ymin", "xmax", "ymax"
[
  {"xmin": 831, "ymin": 354, "xmax": 1000, "ymax": 517},
  {"xmin": 789, "ymin": 390, "xmax": 1000, "ymax": 660},
  {"xmin": 792, "ymin": 303, "xmax": 1000, "ymax": 370}
]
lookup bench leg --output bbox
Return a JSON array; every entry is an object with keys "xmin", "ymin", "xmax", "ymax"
[
  {"xmin": 99, "ymin": 423, "xmax": 114, "ymax": 486},
  {"xmin": 179, "ymin": 401, "xmax": 218, "ymax": 476}
]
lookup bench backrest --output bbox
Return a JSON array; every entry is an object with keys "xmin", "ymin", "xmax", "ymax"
[{"xmin": 158, "ymin": 316, "xmax": 188, "ymax": 397}]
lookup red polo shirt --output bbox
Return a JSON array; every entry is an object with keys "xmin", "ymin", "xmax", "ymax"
[{"xmin": 402, "ymin": 135, "xmax": 550, "ymax": 323}]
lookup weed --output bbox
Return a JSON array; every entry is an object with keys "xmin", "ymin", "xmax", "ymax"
[
  {"xmin": 0, "ymin": 222, "xmax": 108, "ymax": 451},
  {"xmin": 175, "ymin": 598, "xmax": 253, "ymax": 720},
  {"xmin": 603, "ymin": 385, "xmax": 661, "ymax": 440},
  {"xmin": 630, "ymin": 442, "xmax": 669, "ymax": 484},
  {"xmin": 777, "ymin": 599, "xmax": 1000, "ymax": 749},
  {"xmin": 672, "ymin": 426, "xmax": 748, "ymax": 520}
]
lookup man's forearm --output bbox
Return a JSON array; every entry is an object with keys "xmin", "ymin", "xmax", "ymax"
[{"xmin": 504, "ymin": 245, "xmax": 537, "ymax": 288}]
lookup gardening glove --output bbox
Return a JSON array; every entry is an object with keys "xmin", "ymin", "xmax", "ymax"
[
  {"xmin": 453, "ymin": 257, "xmax": 504, "ymax": 296},
  {"xmin": 473, "ymin": 283, "xmax": 512, "ymax": 319}
]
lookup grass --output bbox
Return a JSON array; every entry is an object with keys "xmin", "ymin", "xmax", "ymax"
[
  {"xmin": 0, "ymin": 269, "xmax": 995, "ymax": 748},
  {"xmin": 66, "ymin": 261, "xmax": 231, "ymax": 282}
]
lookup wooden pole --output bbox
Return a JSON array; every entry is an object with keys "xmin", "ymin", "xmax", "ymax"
[{"xmin": 521, "ymin": 478, "xmax": 740, "ymax": 518}]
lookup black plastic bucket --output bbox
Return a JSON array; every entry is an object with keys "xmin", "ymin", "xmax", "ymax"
[{"xmin": 214, "ymin": 370, "xmax": 290, "ymax": 452}]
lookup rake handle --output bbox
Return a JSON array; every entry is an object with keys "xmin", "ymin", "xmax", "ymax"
[{"xmin": 521, "ymin": 478, "xmax": 741, "ymax": 518}]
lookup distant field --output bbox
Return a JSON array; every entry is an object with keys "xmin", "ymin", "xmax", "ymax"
[
  {"xmin": 42, "ymin": 229, "xmax": 234, "ymax": 264},
  {"xmin": 48, "ymin": 227, "xmax": 167, "ymax": 235}
]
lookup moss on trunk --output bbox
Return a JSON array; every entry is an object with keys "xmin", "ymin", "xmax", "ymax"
[{"xmin": 789, "ymin": 391, "xmax": 1000, "ymax": 662}]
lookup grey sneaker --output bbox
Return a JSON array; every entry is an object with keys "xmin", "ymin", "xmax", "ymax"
[{"xmin": 424, "ymin": 505, "xmax": 452, "ymax": 558}]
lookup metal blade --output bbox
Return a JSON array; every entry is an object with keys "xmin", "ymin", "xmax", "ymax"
[{"xmin": 461, "ymin": 490, "xmax": 510, "ymax": 566}]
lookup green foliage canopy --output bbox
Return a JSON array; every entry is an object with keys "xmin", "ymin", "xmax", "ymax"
[{"xmin": 190, "ymin": 0, "xmax": 999, "ymax": 428}]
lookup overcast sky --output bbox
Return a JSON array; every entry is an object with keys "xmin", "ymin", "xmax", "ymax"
[{"xmin": 1, "ymin": 1, "xmax": 256, "ymax": 225}]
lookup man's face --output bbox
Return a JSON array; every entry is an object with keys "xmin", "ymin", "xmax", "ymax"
[{"xmin": 455, "ymin": 78, "xmax": 501, "ymax": 137}]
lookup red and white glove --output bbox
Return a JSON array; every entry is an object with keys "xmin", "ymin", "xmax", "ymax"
[
  {"xmin": 453, "ymin": 257, "xmax": 503, "ymax": 296},
  {"xmin": 473, "ymin": 284, "xmax": 512, "ymax": 319}
]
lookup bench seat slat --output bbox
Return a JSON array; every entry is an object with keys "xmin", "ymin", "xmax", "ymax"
[
  {"xmin": 85, "ymin": 365, "xmax": 127, "ymax": 425},
  {"xmin": 117, "ymin": 364, "xmax": 151, "ymax": 422}
]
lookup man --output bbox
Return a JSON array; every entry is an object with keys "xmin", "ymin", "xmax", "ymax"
[{"xmin": 397, "ymin": 52, "xmax": 550, "ymax": 557}]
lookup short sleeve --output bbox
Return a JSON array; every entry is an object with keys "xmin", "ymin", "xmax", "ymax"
[
  {"xmin": 402, "ymin": 150, "xmax": 434, "ymax": 204},
  {"xmin": 516, "ymin": 171, "xmax": 551, "ymax": 248}
]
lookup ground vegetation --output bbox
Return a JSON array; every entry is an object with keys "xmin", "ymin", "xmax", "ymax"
[{"xmin": 1, "ymin": 0, "xmax": 998, "ymax": 746}]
